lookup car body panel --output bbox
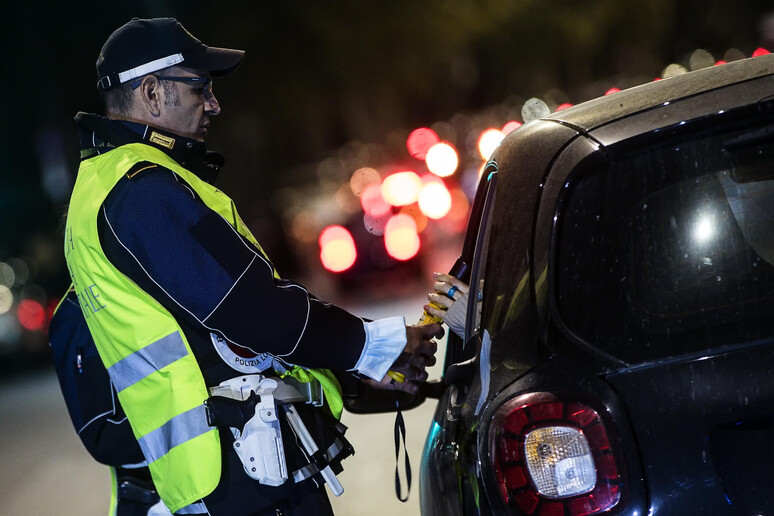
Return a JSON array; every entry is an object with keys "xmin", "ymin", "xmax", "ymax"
[{"xmin": 606, "ymin": 344, "xmax": 774, "ymax": 515}]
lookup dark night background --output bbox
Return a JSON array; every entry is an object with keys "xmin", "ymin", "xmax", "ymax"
[{"xmin": 1, "ymin": 1, "xmax": 773, "ymax": 369}]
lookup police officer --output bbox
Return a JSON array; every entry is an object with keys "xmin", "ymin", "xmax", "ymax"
[{"xmin": 58, "ymin": 17, "xmax": 441, "ymax": 516}]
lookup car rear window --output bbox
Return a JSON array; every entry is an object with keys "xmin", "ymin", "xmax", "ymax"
[{"xmin": 555, "ymin": 113, "xmax": 774, "ymax": 364}]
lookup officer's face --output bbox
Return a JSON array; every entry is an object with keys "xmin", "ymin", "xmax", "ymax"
[{"xmin": 155, "ymin": 68, "xmax": 221, "ymax": 142}]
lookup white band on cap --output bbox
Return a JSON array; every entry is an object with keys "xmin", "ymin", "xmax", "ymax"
[{"xmin": 117, "ymin": 53, "xmax": 185, "ymax": 84}]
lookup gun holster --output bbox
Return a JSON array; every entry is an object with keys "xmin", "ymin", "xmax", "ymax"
[
  {"xmin": 204, "ymin": 391, "xmax": 260, "ymax": 430},
  {"xmin": 205, "ymin": 375, "xmax": 289, "ymax": 487}
]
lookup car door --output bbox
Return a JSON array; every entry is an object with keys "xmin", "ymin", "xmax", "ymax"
[
  {"xmin": 419, "ymin": 117, "xmax": 586, "ymax": 515},
  {"xmin": 419, "ymin": 162, "xmax": 499, "ymax": 516}
]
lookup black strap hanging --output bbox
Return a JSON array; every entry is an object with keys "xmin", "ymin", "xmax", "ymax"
[{"xmin": 393, "ymin": 401, "xmax": 412, "ymax": 502}]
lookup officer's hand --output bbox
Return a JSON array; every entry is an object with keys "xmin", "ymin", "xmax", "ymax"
[{"xmin": 366, "ymin": 323, "xmax": 443, "ymax": 394}]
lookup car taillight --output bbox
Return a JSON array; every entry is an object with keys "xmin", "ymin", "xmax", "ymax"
[{"xmin": 489, "ymin": 393, "xmax": 622, "ymax": 516}]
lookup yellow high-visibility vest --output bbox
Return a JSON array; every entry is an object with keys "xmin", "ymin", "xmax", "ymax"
[{"xmin": 65, "ymin": 142, "xmax": 342, "ymax": 512}]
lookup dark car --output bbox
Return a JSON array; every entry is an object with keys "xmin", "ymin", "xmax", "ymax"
[{"xmin": 416, "ymin": 53, "xmax": 774, "ymax": 516}]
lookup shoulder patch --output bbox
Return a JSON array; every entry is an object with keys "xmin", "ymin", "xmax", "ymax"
[{"xmin": 125, "ymin": 161, "xmax": 159, "ymax": 180}]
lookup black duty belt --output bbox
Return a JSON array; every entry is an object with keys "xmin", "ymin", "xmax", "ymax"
[{"xmin": 204, "ymin": 375, "xmax": 323, "ymax": 429}]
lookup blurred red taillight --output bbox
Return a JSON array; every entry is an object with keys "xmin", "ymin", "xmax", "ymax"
[{"xmin": 489, "ymin": 394, "xmax": 622, "ymax": 516}]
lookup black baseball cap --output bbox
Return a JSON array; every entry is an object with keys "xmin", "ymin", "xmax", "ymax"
[{"xmin": 96, "ymin": 17, "xmax": 244, "ymax": 90}]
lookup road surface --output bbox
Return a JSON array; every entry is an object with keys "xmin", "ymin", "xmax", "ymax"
[{"xmin": 0, "ymin": 290, "xmax": 446, "ymax": 516}]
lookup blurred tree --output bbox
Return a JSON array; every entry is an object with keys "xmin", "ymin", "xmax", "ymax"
[{"xmin": 2, "ymin": 0, "xmax": 772, "ymax": 281}]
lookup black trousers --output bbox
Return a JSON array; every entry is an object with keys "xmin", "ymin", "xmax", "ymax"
[
  {"xmin": 116, "ymin": 500, "xmax": 156, "ymax": 516},
  {"xmin": 181, "ymin": 486, "xmax": 333, "ymax": 516},
  {"xmin": 255, "ymin": 487, "xmax": 334, "ymax": 516},
  {"xmin": 117, "ymin": 485, "xmax": 333, "ymax": 516}
]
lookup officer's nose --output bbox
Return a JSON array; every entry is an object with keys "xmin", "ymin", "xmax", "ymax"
[{"xmin": 205, "ymin": 94, "xmax": 221, "ymax": 116}]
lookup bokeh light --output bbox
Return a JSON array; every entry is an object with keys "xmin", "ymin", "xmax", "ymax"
[
  {"xmin": 418, "ymin": 181, "xmax": 452, "ymax": 219},
  {"xmin": 522, "ymin": 98, "xmax": 550, "ymax": 122},
  {"xmin": 723, "ymin": 48, "xmax": 746, "ymax": 62},
  {"xmin": 477, "ymin": 128, "xmax": 505, "ymax": 160},
  {"xmin": 753, "ymin": 47, "xmax": 771, "ymax": 57},
  {"xmin": 689, "ymin": 49, "xmax": 715, "ymax": 70},
  {"xmin": 384, "ymin": 214, "xmax": 420, "ymax": 261},
  {"xmin": 662, "ymin": 63, "xmax": 688, "ymax": 78},
  {"xmin": 502, "ymin": 121, "xmax": 522, "ymax": 135},
  {"xmin": 0, "ymin": 286, "xmax": 13, "ymax": 314},
  {"xmin": 605, "ymin": 87, "xmax": 621, "ymax": 95},
  {"xmin": 7, "ymin": 258, "xmax": 30, "ymax": 287},
  {"xmin": 406, "ymin": 128, "xmax": 440, "ymax": 160},
  {"xmin": 17, "ymin": 299, "xmax": 46, "ymax": 331},
  {"xmin": 350, "ymin": 167, "xmax": 381, "ymax": 197},
  {"xmin": 398, "ymin": 205, "xmax": 428, "ymax": 233},
  {"xmin": 364, "ymin": 212, "xmax": 391, "ymax": 236},
  {"xmin": 0, "ymin": 263, "xmax": 14, "ymax": 288},
  {"xmin": 425, "ymin": 142, "xmax": 459, "ymax": 177},
  {"xmin": 361, "ymin": 183, "xmax": 392, "ymax": 217},
  {"xmin": 381, "ymin": 171, "xmax": 423, "ymax": 206},
  {"xmin": 319, "ymin": 226, "xmax": 357, "ymax": 272},
  {"xmin": 445, "ymin": 188, "xmax": 471, "ymax": 230}
]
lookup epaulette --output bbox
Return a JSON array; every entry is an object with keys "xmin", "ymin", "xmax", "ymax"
[{"xmin": 125, "ymin": 161, "xmax": 160, "ymax": 180}]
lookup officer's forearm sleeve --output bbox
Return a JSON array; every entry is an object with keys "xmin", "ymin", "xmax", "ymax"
[{"xmin": 349, "ymin": 317, "xmax": 407, "ymax": 381}]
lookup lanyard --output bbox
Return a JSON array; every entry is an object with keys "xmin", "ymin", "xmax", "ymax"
[{"xmin": 393, "ymin": 401, "xmax": 412, "ymax": 502}]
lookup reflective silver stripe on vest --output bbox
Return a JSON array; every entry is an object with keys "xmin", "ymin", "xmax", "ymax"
[
  {"xmin": 137, "ymin": 405, "xmax": 212, "ymax": 464},
  {"xmin": 108, "ymin": 332, "xmax": 189, "ymax": 392},
  {"xmin": 176, "ymin": 501, "xmax": 208, "ymax": 514}
]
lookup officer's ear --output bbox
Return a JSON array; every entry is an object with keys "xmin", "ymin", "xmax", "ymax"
[{"xmin": 138, "ymin": 75, "xmax": 163, "ymax": 117}]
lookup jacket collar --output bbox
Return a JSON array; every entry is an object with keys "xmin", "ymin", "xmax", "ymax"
[{"xmin": 74, "ymin": 112, "xmax": 222, "ymax": 183}]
